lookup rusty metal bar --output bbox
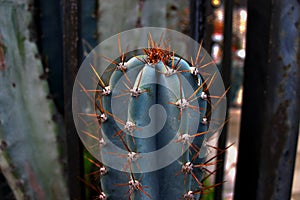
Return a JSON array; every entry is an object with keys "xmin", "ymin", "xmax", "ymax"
[
  {"xmin": 234, "ymin": 0, "xmax": 300, "ymax": 199},
  {"xmin": 62, "ymin": 0, "xmax": 85, "ymax": 199}
]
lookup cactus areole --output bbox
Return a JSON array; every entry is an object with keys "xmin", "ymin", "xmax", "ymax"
[{"xmin": 72, "ymin": 27, "xmax": 227, "ymax": 200}]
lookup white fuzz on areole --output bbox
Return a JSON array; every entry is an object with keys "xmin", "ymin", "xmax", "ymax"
[
  {"xmin": 127, "ymin": 152, "xmax": 139, "ymax": 162},
  {"xmin": 102, "ymin": 86, "xmax": 111, "ymax": 96},
  {"xmin": 190, "ymin": 67, "xmax": 199, "ymax": 76},
  {"xmin": 184, "ymin": 191, "xmax": 195, "ymax": 200},
  {"xmin": 165, "ymin": 68, "xmax": 177, "ymax": 76},
  {"xmin": 99, "ymin": 138, "xmax": 106, "ymax": 147},
  {"xmin": 181, "ymin": 162, "xmax": 194, "ymax": 174},
  {"xmin": 201, "ymin": 117, "xmax": 208, "ymax": 125},
  {"xmin": 98, "ymin": 113, "xmax": 107, "ymax": 122},
  {"xmin": 201, "ymin": 92, "xmax": 208, "ymax": 100},
  {"xmin": 128, "ymin": 179, "xmax": 141, "ymax": 191},
  {"xmin": 117, "ymin": 62, "xmax": 127, "ymax": 71},
  {"xmin": 130, "ymin": 87, "xmax": 143, "ymax": 97},
  {"xmin": 178, "ymin": 133, "xmax": 191, "ymax": 145},
  {"xmin": 124, "ymin": 121, "xmax": 136, "ymax": 132},
  {"xmin": 175, "ymin": 98, "xmax": 189, "ymax": 109},
  {"xmin": 100, "ymin": 166, "xmax": 107, "ymax": 175},
  {"xmin": 99, "ymin": 192, "xmax": 107, "ymax": 200}
]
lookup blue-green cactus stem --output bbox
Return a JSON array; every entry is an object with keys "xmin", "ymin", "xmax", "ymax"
[
  {"xmin": 99, "ymin": 49, "xmax": 209, "ymax": 200},
  {"xmin": 100, "ymin": 56, "xmax": 146, "ymax": 200},
  {"xmin": 170, "ymin": 57, "xmax": 208, "ymax": 198},
  {"xmin": 126, "ymin": 64, "xmax": 160, "ymax": 200}
]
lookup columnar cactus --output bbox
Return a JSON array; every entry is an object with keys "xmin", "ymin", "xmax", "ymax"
[{"xmin": 74, "ymin": 32, "xmax": 226, "ymax": 200}]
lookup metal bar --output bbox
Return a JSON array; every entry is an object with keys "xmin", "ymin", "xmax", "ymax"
[
  {"xmin": 190, "ymin": 0, "xmax": 214, "ymax": 53},
  {"xmin": 190, "ymin": 0, "xmax": 207, "ymax": 43},
  {"xmin": 203, "ymin": 3, "xmax": 214, "ymax": 54},
  {"xmin": 254, "ymin": 0, "xmax": 300, "ymax": 198},
  {"xmin": 233, "ymin": 0, "xmax": 272, "ymax": 199},
  {"xmin": 234, "ymin": 0, "xmax": 300, "ymax": 199},
  {"xmin": 35, "ymin": 0, "xmax": 64, "ymax": 113},
  {"xmin": 62, "ymin": 0, "xmax": 85, "ymax": 199},
  {"xmin": 214, "ymin": 1, "xmax": 233, "ymax": 200}
]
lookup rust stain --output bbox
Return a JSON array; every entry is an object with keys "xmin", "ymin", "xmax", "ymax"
[
  {"xmin": 270, "ymin": 100, "xmax": 290, "ymax": 156},
  {"xmin": 261, "ymin": 100, "xmax": 290, "ymax": 198},
  {"xmin": 0, "ymin": 35, "xmax": 6, "ymax": 71},
  {"xmin": 277, "ymin": 64, "xmax": 291, "ymax": 97},
  {"xmin": 273, "ymin": 100, "xmax": 289, "ymax": 130}
]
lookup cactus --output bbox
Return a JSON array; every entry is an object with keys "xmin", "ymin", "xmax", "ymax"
[
  {"xmin": 0, "ymin": 1, "xmax": 68, "ymax": 199},
  {"xmin": 74, "ymin": 29, "xmax": 227, "ymax": 200},
  {"xmin": 99, "ymin": 43, "xmax": 208, "ymax": 200},
  {"xmin": 97, "ymin": 0, "xmax": 189, "ymax": 42}
]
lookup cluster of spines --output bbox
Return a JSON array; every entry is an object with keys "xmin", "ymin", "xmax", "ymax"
[{"xmin": 78, "ymin": 35, "xmax": 229, "ymax": 200}]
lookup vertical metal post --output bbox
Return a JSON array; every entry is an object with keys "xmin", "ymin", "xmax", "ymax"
[
  {"xmin": 203, "ymin": 3, "xmax": 214, "ymax": 54},
  {"xmin": 190, "ymin": 0, "xmax": 207, "ymax": 43},
  {"xmin": 233, "ymin": 0, "xmax": 272, "ymax": 199},
  {"xmin": 214, "ymin": 1, "xmax": 233, "ymax": 200},
  {"xmin": 35, "ymin": 0, "xmax": 64, "ymax": 113},
  {"xmin": 234, "ymin": 0, "xmax": 300, "ymax": 199},
  {"xmin": 62, "ymin": 0, "xmax": 84, "ymax": 199}
]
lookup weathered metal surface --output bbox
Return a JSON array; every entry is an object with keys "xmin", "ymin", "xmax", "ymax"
[
  {"xmin": 62, "ymin": 0, "xmax": 84, "ymax": 199},
  {"xmin": 234, "ymin": 0, "xmax": 300, "ymax": 199},
  {"xmin": 256, "ymin": 0, "xmax": 300, "ymax": 199}
]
